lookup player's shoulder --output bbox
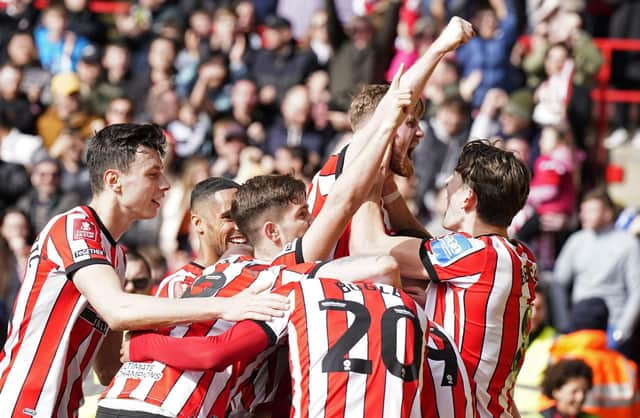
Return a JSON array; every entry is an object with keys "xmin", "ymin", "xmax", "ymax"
[{"xmin": 426, "ymin": 232, "xmax": 487, "ymax": 263}]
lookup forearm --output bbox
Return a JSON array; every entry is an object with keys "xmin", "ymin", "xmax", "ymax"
[
  {"xmin": 102, "ymin": 294, "xmax": 228, "ymax": 331},
  {"xmin": 130, "ymin": 321, "xmax": 270, "ymax": 371},
  {"xmin": 93, "ymin": 330, "xmax": 123, "ymax": 385},
  {"xmin": 382, "ymin": 182, "xmax": 430, "ymax": 238},
  {"xmin": 399, "ymin": 43, "xmax": 449, "ymax": 106},
  {"xmin": 316, "ymin": 255, "xmax": 400, "ymax": 287}
]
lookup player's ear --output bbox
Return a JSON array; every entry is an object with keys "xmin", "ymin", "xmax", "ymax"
[
  {"xmin": 264, "ymin": 221, "xmax": 279, "ymax": 243},
  {"xmin": 463, "ymin": 186, "xmax": 476, "ymax": 211},
  {"xmin": 103, "ymin": 169, "xmax": 120, "ymax": 192},
  {"xmin": 191, "ymin": 212, "xmax": 203, "ymax": 234}
]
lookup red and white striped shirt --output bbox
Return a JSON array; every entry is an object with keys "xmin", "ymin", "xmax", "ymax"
[
  {"xmin": 421, "ymin": 233, "xmax": 537, "ymax": 418},
  {"xmin": 101, "ymin": 256, "xmax": 316, "ymax": 418},
  {"xmin": 0, "ymin": 206, "xmax": 126, "ymax": 418},
  {"xmin": 154, "ymin": 261, "xmax": 205, "ymax": 298},
  {"xmin": 266, "ymin": 279, "xmax": 429, "ymax": 418}
]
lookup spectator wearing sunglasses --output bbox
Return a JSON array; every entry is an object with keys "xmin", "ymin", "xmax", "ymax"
[{"xmin": 123, "ymin": 250, "xmax": 153, "ymax": 295}]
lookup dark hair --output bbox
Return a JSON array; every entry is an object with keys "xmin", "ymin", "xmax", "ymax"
[
  {"xmin": 581, "ymin": 187, "xmax": 615, "ymax": 210},
  {"xmin": 86, "ymin": 124, "xmax": 167, "ymax": 193},
  {"xmin": 455, "ymin": 140, "xmax": 530, "ymax": 227},
  {"xmin": 126, "ymin": 248, "xmax": 151, "ymax": 273},
  {"xmin": 349, "ymin": 84, "xmax": 425, "ymax": 130},
  {"xmin": 190, "ymin": 177, "xmax": 239, "ymax": 210},
  {"xmin": 231, "ymin": 175, "xmax": 306, "ymax": 245},
  {"xmin": 541, "ymin": 359, "xmax": 593, "ymax": 398},
  {"xmin": 0, "ymin": 207, "xmax": 34, "ymax": 245}
]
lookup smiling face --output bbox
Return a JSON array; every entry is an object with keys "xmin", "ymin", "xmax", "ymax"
[
  {"xmin": 195, "ymin": 188, "xmax": 248, "ymax": 258},
  {"xmin": 116, "ymin": 147, "xmax": 170, "ymax": 220}
]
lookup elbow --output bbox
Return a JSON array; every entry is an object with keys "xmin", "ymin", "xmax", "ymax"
[
  {"xmin": 378, "ymin": 255, "xmax": 400, "ymax": 277},
  {"xmin": 101, "ymin": 309, "xmax": 132, "ymax": 332}
]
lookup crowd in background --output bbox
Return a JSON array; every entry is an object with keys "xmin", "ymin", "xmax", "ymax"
[{"xmin": 0, "ymin": 0, "xmax": 640, "ymax": 416}]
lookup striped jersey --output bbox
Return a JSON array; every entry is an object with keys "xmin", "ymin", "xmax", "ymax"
[
  {"xmin": 421, "ymin": 233, "xmax": 537, "ymax": 418},
  {"xmin": 0, "ymin": 205, "xmax": 126, "ymax": 418},
  {"xmin": 154, "ymin": 261, "xmax": 205, "ymax": 298},
  {"xmin": 265, "ymin": 279, "xmax": 430, "ymax": 418},
  {"xmin": 101, "ymin": 256, "xmax": 317, "ymax": 418}
]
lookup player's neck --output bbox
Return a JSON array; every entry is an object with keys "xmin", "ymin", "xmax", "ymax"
[
  {"xmin": 88, "ymin": 195, "xmax": 134, "ymax": 241},
  {"xmin": 254, "ymin": 242, "xmax": 278, "ymax": 262},
  {"xmin": 459, "ymin": 214, "xmax": 508, "ymax": 238}
]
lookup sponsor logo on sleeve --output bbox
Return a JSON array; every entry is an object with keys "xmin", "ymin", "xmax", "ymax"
[
  {"xmin": 431, "ymin": 234, "xmax": 472, "ymax": 264},
  {"xmin": 73, "ymin": 219, "xmax": 98, "ymax": 241},
  {"xmin": 73, "ymin": 248, "xmax": 105, "ymax": 258}
]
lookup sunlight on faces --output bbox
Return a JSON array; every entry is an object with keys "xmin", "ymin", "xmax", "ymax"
[
  {"xmin": 195, "ymin": 188, "xmax": 247, "ymax": 258},
  {"xmin": 552, "ymin": 377, "xmax": 590, "ymax": 417},
  {"xmin": 442, "ymin": 172, "xmax": 470, "ymax": 231},
  {"xmin": 270, "ymin": 198, "xmax": 311, "ymax": 246},
  {"xmin": 114, "ymin": 147, "xmax": 170, "ymax": 220},
  {"xmin": 390, "ymin": 109, "xmax": 424, "ymax": 177}
]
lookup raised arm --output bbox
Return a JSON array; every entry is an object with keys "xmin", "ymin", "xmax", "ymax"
[
  {"xmin": 300, "ymin": 66, "xmax": 411, "ymax": 261},
  {"xmin": 74, "ymin": 264, "xmax": 289, "ymax": 331},
  {"xmin": 126, "ymin": 320, "xmax": 272, "ymax": 371},
  {"xmin": 325, "ymin": 0, "xmax": 347, "ymax": 50}
]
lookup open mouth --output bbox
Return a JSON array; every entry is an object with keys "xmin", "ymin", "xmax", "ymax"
[{"xmin": 228, "ymin": 235, "xmax": 248, "ymax": 245}]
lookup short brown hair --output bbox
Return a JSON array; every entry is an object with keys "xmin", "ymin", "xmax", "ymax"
[
  {"xmin": 581, "ymin": 186, "xmax": 615, "ymax": 210},
  {"xmin": 541, "ymin": 359, "xmax": 593, "ymax": 398},
  {"xmin": 455, "ymin": 140, "xmax": 530, "ymax": 227},
  {"xmin": 348, "ymin": 84, "xmax": 425, "ymax": 130},
  {"xmin": 231, "ymin": 175, "xmax": 306, "ymax": 245}
]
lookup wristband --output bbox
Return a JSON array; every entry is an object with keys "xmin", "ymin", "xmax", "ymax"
[{"xmin": 382, "ymin": 190, "xmax": 401, "ymax": 204}]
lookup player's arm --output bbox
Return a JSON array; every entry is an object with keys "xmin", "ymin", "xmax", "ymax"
[
  {"xmin": 349, "ymin": 199, "xmax": 431, "ymax": 280},
  {"xmin": 124, "ymin": 320, "xmax": 273, "ymax": 371},
  {"xmin": 92, "ymin": 330, "xmax": 123, "ymax": 385},
  {"xmin": 345, "ymin": 17, "xmax": 475, "ymax": 165},
  {"xmin": 300, "ymin": 67, "xmax": 410, "ymax": 261},
  {"xmin": 314, "ymin": 254, "xmax": 401, "ymax": 287},
  {"xmin": 74, "ymin": 264, "xmax": 289, "ymax": 331},
  {"xmin": 381, "ymin": 176, "xmax": 431, "ymax": 239}
]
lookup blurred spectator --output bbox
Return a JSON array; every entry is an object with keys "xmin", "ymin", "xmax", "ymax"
[
  {"xmin": 273, "ymin": 144, "xmax": 309, "ymax": 181},
  {"xmin": 0, "ymin": 104, "xmax": 45, "ymax": 167},
  {"xmin": 190, "ymin": 52, "xmax": 232, "ymax": 118},
  {"xmin": 223, "ymin": 78, "xmax": 267, "ymax": 144},
  {"xmin": 0, "ymin": 0, "xmax": 39, "ymax": 52},
  {"xmin": 210, "ymin": 119, "xmax": 247, "ymax": 179},
  {"xmin": 456, "ymin": 0, "xmax": 518, "ymax": 109},
  {"xmin": 325, "ymin": 0, "xmax": 401, "ymax": 111},
  {"xmin": 123, "ymin": 249, "xmax": 153, "ymax": 295},
  {"xmin": 514, "ymin": 282, "xmax": 558, "ymax": 416},
  {"xmin": 145, "ymin": 85, "xmax": 179, "ymax": 129},
  {"xmin": 160, "ymin": 156, "xmax": 209, "ymax": 264},
  {"xmin": 5, "ymin": 31, "xmax": 50, "ymax": 108},
  {"xmin": 0, "ymin": 236, "xmax": 19, "ymax": 348},
  {"xmin": 136, "ymin": 245, "xmax": 168, "ymax": 292},
  {"xmin": 63, "ymin": 0, "xmax": 107, "ymax": 45},
  {"xmin": 504, "ymin": 135, "xmax": 532, "ymax": 165},
  {"xmin": 76, "ymin": 45, "xmax": 107, "ymax": 115},
  {"xmin": 48, "ymin": 128, "xmax": 91, "ymax": 201},
  {"xmin": 604, "ymin": 0, "xmax": 640, "ymax": 149},
  {"xmin": 34, "ymin": 5, "xmax": 91, "ymax": 74},
  {"xmin": 97, "ymin": 43, "xmax": 132, "ymax": 110},
  {"xmin": 233, "ymin": 0, "xmax": 262, "ymax": 50},
  {"xmin": 532, "ymin": 44, "xmax": 574, "ymax": 127},
  {"xmin": 250, "ymin": 15, "xmax": 318, "ymax": 107},
  {"xmin": 386, "ymin": 15, "xmax": 438, "ymax": 83},
  {"xmin": 0, "ymin": 160, "xmax": 30, "ymax": 214},
  {"xmin": 413, "ymin": 95, "xmax": 469, "ymax": 222},
  {"xmin": 0, "ymin": 63, "xmax": 39, "ymax": 134},
  {"xmin": 167, "ymin": 101, "xmax": 211, "ymax": 158},
  {"xmin": 37, "ymin": 72, "xmax": 101, "ymax": 148},
  {"xmin": 304, "ymin": 9, "xmax": 333, "ymax": 67},
  {"xmin": 277, "ymin": 0, "xmax": 323, "ymax": 41},
  {"xmin": 265, "ymin": 84, "xmax": 326, "ymax": 166},
  {"xmin": 549, "ymin": 298, "xmax": 640, "ymax": 418},
  {"xmin": 0, "ymin": 207, "xmax": 33, "ymax": 291},
  {"xmin": 470, "ymin": 87, "xmax": 536, "ymax": 145},
  {"xmin": 16, "ymin": 157, "xmax": 83, "ymax": 233},
  {"xmin": 515, "ymin": 125, "xmax": 578, "ymax": 265},
  {"xmin": 174, "ymin": 10, "xmax": 210, "ymax": 97},
  {"xmin": 551, "ymin": 188, "xmax": 640, "ymax": 366},
  {"xmin": 536, "ymin": 359, "xmax": 595, "ymax": 418},
  {"xmin": 128, "ymin": 36, "xmax": 177, "ymax": 114},
  {"xmin": 104, "ymin": 96, "xmax": 134, "ymax": 126}
]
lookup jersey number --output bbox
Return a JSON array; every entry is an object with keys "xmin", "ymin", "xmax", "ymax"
[
  {"xmin": 426, "ymin": 326, "xmax": 459, "ymax": 387},
  {"xmin": 319, "ymin": 299, "xmax": 423, "ymax": 381}
]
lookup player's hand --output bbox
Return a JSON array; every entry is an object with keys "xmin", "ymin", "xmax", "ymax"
[
  {"xmin": 384, "ymin": 63, "xmax": 413, "ymax": 129},
  {"xmin": 432, "ymin": 16, "xmax": 475, "ymax": 54},
  {"xmin": 221, "ymin": 280, "xmax": 290, "ymax": 322}
]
